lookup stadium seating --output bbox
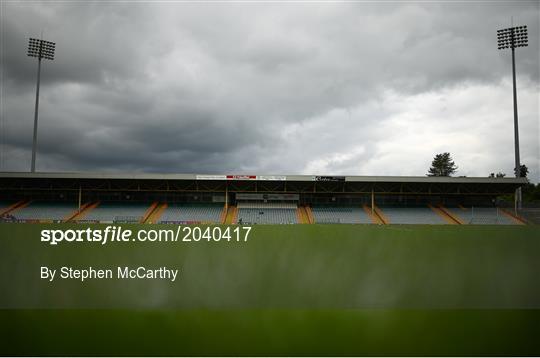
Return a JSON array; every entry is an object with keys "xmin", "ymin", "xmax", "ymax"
[
  {"xmin": 311, "ymin": 206, "xmax": 371, "ymax": 224},
  {"xmin": 447, "ymin": 207, "xmax": 518, "ymax": 225},
  {"xmin": 83, "ymin": 202, "xmax": 149, "ymax": 223},
  {"xmin": 1, "ymin": 198, "xmax": 524, "ymax": 225},
  {"xmin": 237, "ymin": 202, "xmax": 297, "ymax": 209},
  {"xmin": 158, "ymin": 203, "xmax": 223, "ymax": 223},
  {"xmin": 518, "ymin": 208, "xmax": 540, "ymax": 224},
  {"xmin": 237, "ymin": 202, "xmax": 297, "ymax": 224},
  {"xmin": 11, "ymin": 202, "xmax": 77, "ymax": 222},
  {"xmin": 380, "ymin": 207, "xmax": 447, "ymax": 224}
]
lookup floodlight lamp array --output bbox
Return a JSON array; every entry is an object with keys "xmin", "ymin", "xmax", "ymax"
[
  {"xmin": 497, "ymin": 26, "xmax": 528, "ymax": 50},
  {"xmin": 27, "ymin": 38, "xmax": 56, "ymax": 60}
]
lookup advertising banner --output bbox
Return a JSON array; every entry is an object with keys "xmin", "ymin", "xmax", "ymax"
[
  {"xmin": 195, "ymin": 175, "xmax": 227, "ymax": 180},
  {"xmin": 313, "ymin": 176, "xmax": 346, "ymax": 182}
]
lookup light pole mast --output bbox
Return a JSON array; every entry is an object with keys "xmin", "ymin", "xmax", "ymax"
[
  {"xmin": 497, "ymin": 25, "xmax": 528, "ymax": 210},
  {"xmin": 27, "ymin": 38, "xmax": 55, "ymax": 172}
]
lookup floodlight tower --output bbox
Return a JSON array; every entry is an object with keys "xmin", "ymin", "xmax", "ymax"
[
  {"xmin": 27, "ymin": 38, "xmax": 55, "ymax": 172},
  {"xmin": 497, "ymin": 25, "xmax": 528, "ymax": 210}
]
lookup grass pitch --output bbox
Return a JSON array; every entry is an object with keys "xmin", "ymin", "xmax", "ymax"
[
  {"xmin": 0, "ymin": 223, "xmax": 539, "ymax": 355},
  {"xmin": 2, "ymin": 309, "xmax": 540, "ymax": 356}
]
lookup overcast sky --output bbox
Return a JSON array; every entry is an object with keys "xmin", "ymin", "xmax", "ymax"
[{"xmin": 1, "ymin": 1, "xmax": 539, "ymax": 181}]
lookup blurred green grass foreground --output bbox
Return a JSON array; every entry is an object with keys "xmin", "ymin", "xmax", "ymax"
[
  {"xmin": 1, "ymin": 309, "xmax": 540, "ymax": 356},
  {"xmin": 0, "ymin": 223, "xmax": 539, "ymax": 355}
]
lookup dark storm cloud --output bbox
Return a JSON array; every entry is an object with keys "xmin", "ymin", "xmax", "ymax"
[
  {"xmin": 2, "ymin": 2, "xmax": 153, "ymax": 90},
  {"xmin": 1, "ymin": 1, "xmax": 538, "ymax": 179}
]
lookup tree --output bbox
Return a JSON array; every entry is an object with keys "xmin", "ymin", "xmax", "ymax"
[
  {"xmin": 518, "ymin": 164, "xmax": 528, "ymax": 178},
  {"xmin": 427, "ymin": 152, "xmax": 458, "ymax": 177},
  {"xmin": 489, "ymin": 172, "xmax": 506, "ymax": 178}
]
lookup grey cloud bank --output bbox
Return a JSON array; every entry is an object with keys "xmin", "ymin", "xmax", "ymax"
[{"xmin": 1, "ymin": 1, "xmax": 539, "ymax": 181}]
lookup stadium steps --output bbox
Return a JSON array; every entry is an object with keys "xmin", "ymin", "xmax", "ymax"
[
  {"xmin": 8, "ymin": 200, "xmax": 32, "ymax": 214},
  {"xmin": 224, "ymin": 206, "xmax": 237, "ymax": 224},
  {"xmin": 305, "ymin": 206, "xmax": 315, "ymax": 224},
  {"xmin": 296, "ymin": 207, "xmax": 303, "ymax": 223},
  {"xmin": 448, "ymin": 207, "xmax": 468, "ymax": 224},
  {"xmin": 296, "ymin": 206, "xmax": 309, "ymax": 224},
  {"xmin": 428, "ymin": 204, "xmax": 460, "ymax": 225},
  {"xmin": 363, "ymin": 204, "xmax": 382, "ymax": 224},
  {"xmin": 436, "ymin": 204, "xmax": 464, "ymax": 224},
  {"xmin": 64, "ymin": 202, "xmax": 92, "ymax": 222},
  {"xmin": 70, "ymin": 201, "xmax": 100, "ymax": 221},
  {"xmin": 449, "ymin": 205, "xmax": 469, "ymax": 223},
  {"xmin": 438, "ymin": 204, "xmax": 467, "ymax": 225},
  {"xmin": 303, "ymin": 206, "xmax": 313, "ymax": 224},
  {"xmin": 500, "ymin": 208, "xmax": 527, "ymax": 225},
  {"xmin": 373, "ymin": 205, "xmax": 389, "ymax": 224},
  {"xmin": 0, "ymin": 200, "xmax": 28, "ymax": 216},
  {"xmin": 141, "ymin": 202, "xmax": 159, "ymax": 223},
  {"xmin": 219, "ymin": 205, "xmax": 228, "ymax": 224},
  {"xmin": 146, "ymin": 203, "xmax": 167, "ymax": 223},
  {"xmin": 232, "ymin": 206, "xmax": 239, "ymax": 224}
]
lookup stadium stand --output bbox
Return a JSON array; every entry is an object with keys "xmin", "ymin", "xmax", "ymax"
[
  {"xmin": 158, "ymin": 203, "xmax": 223, "ymax": 223},
  {"xmin": 379, "ymin": 207, "xmax": 447, "ymax": 224},
  {"xmin": 0, "ymin": 173, "xmax": 529, "ymax": 225},
  {"xmin": 237, "ymin": 202, "xmax": 297, "ymax": 224},
  {"xmin": 311, "ymin": 206, "xmax": 371, "ymax": 224},
  {"xmin": 82, "ymin": 202, "xmax": 150, "ymax": 223},
  {"xmin": 10, "ymin": 201, "xmax": 77, "ymax": 222}
]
